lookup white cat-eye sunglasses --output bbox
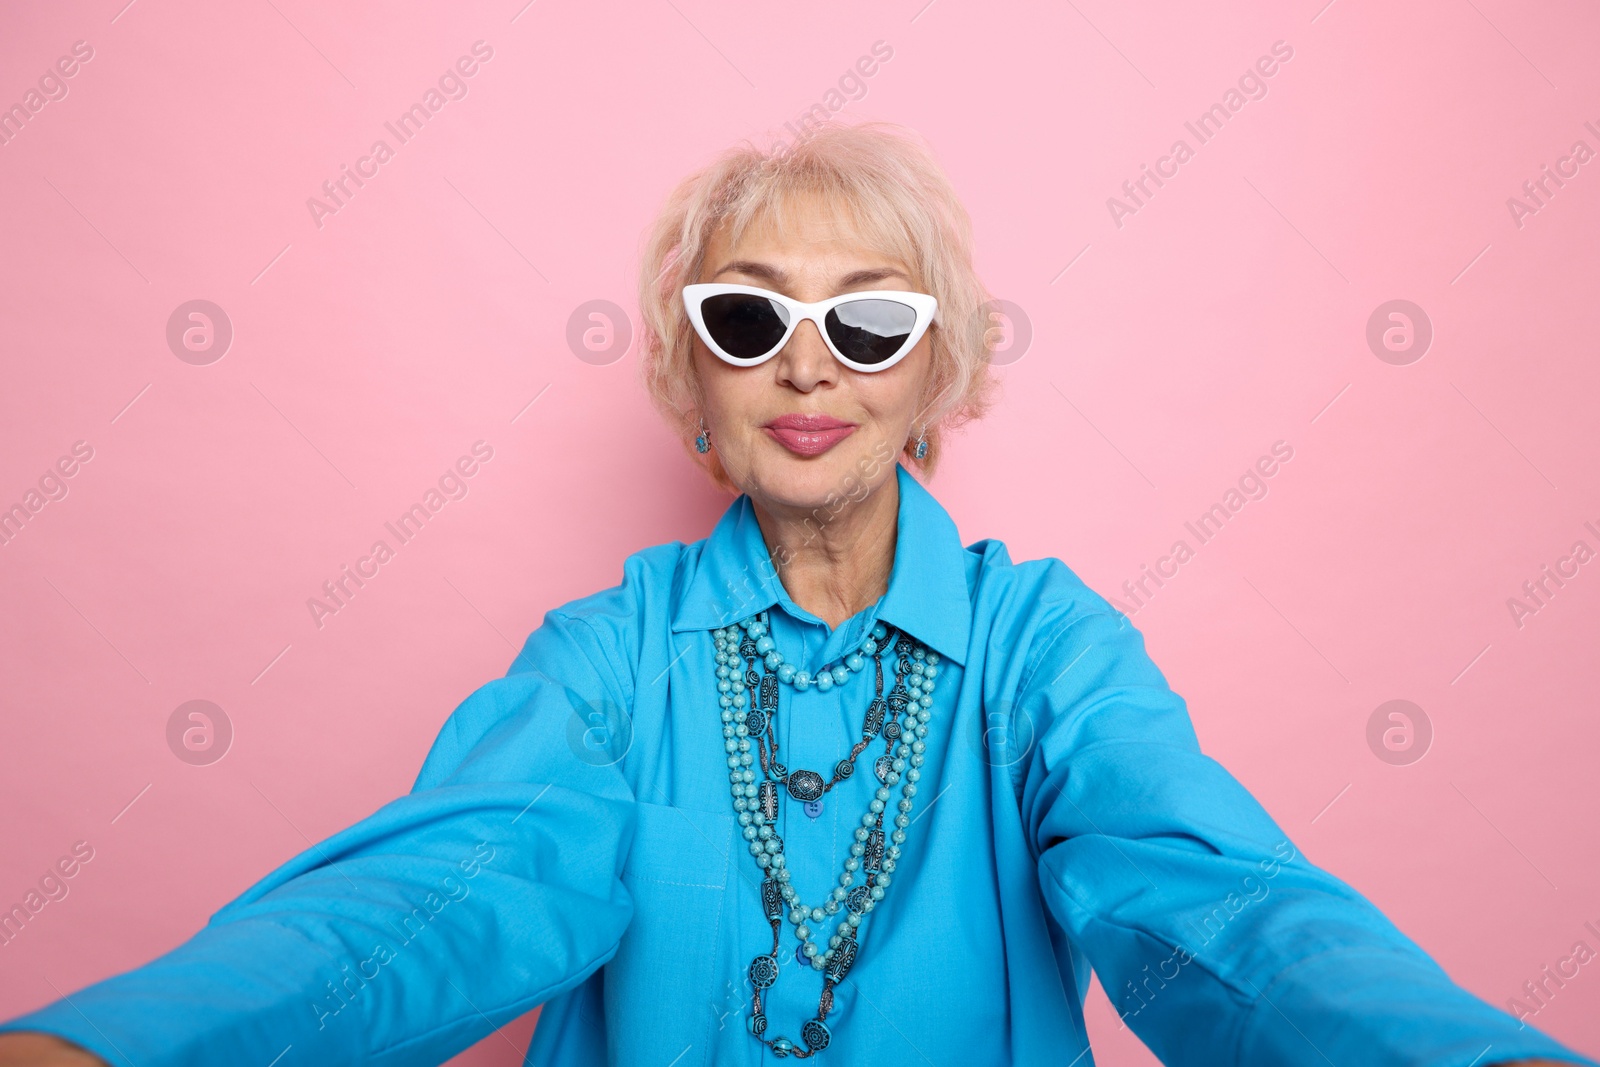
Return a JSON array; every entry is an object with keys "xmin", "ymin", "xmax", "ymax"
[{"xmin": 682, "ymin": 283, "xmax": 937, "ymax": 374}]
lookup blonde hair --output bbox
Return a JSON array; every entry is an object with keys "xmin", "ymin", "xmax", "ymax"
[{"xmin": 636, "ymin": 119, "xmax": 1000, "ymax": 491}]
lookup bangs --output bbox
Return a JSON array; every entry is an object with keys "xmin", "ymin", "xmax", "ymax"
[{"xmin": 719, "ymin": 170, "xmax": 923, "ymax": 287}]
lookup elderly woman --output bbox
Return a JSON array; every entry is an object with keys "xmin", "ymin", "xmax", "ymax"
[{"xmin": 0, "ymin": 122, "xmax": 1589, "ymax": 1067}]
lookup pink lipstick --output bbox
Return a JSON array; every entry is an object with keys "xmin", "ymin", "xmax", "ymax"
[{"xmin": 764, "ymin": 413, "xmax": 858, "ymax": 457}]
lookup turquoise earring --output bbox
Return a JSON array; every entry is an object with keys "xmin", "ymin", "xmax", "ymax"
[
  {"xmin": 913, "ymin": 426, "xmax": 928, "ymax": 459},
  {"xmin": 695, "ymin": 417, "xmax": 712, "ymax": 454}
]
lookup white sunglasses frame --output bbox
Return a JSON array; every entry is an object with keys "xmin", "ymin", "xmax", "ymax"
[{"xmin": 681, "ymin": 282, "xmax": 938, "ymax": 374}]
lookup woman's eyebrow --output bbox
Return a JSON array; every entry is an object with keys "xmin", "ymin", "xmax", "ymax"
[
  {"xmin": 709, "ymin": 261, "xmax": 912, "ymax": 288},
  {"xmin": 712, "ymin": 260, "xmax": 786, "ymax": 284},
  {"xmin": 837, "ymin": 266, "xmax": 911, "ymax": 286}
]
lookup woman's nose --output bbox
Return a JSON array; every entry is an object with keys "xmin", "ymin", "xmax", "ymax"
[{"xmin": 774, "ymin": 318, "xmax": 838, "ymax": 391}]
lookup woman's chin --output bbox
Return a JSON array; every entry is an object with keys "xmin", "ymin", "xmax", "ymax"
[{"xmin": 736, "ymin": 448, "xmax": 887, "ymax": 515}]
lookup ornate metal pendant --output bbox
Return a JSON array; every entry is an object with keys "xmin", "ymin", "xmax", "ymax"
[
  {"xmin": 786, "ymin": 769, "xmax": 825, "ymax": 802},
  {"xmin": 864, "ymin": 828, "xmax": 884, "ymax": 872},
  {"xmin": 862, "ymin": 698, "xmax": 885, "ymax": 739},
  {"xmin": 758, "ymin": 780, "xmax": 779, "ymax": 821},
  {"xmin": 801, "ymin": 1019, "xmax": 832, "ymax": 1052},
  {"xmin": 749, "ymin": 953, "xmax": 778, "ymax": 988},
  {"xmin": 761, "ymin": 878, "xmax": 784, "ymax": 921},
  {"xmin": 825, "ymin": 939, "xmax": 857, "ymax": 983},
  {"xmin": 846, "ymin": 884, "xmax": 870, "ymax": 913}
]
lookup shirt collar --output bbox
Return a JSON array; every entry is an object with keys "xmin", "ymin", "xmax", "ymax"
[{"xmin": 670, "ymin": 462, "xmax": 971, "ymax": 667}]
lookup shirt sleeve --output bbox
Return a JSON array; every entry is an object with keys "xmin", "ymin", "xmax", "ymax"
[
  {"xmin": 0, "ymin": 607, "xmax": 640, "ymax": 1067},
  {"xmin": 1017, "ymin": 605, "xmax": 1597, "ymax": 1067}
]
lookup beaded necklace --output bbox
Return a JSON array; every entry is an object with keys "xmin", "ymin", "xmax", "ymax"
[{"xmin": 715, "ymin": 610, "xmax": 941, "ymax": 1058}]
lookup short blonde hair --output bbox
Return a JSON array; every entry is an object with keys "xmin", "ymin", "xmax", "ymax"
[{"xmin": 636, "ymin": 119, "xmax": 1000, "ymax": 491}]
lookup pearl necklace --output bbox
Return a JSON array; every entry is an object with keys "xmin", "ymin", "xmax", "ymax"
[{"xmin": 715, "ymin": 611, "xmax": 941, "ymax": 1058}]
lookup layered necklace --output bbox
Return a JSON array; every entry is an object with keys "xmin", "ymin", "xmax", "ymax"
[{"xmin": 714, "ymin": 609, "xmax": 941, "ymax": 1058}]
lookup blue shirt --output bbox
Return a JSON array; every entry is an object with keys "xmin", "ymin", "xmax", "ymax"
[{"xmin": 3, "ymin": 462, "xmax": 1592, "ymax": 1066}]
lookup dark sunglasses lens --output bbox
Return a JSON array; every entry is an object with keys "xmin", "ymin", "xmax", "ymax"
[
  {"xmin": 701, "ymin": 294, "xmax": 790, "ymax": 360},
  {"xmin": 825, "ymin": 299, "xmax": 918, "ymax": 366}
]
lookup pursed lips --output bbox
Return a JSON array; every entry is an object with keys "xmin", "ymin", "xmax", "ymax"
[{"xmin": 763, "ymin": 413, "xmax": 858, "ymax": 456}]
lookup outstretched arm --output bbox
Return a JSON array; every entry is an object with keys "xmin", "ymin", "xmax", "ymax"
[
  {"xmin": 0, "ymin": 609, "xmax": 640, "ymax": 1067},
  {"xmin": 1016, "ymin": 607, "xmax": 1594, "ymax": 1067}
]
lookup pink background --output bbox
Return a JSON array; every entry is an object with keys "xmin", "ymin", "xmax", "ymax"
[{"xmin": 2, "ymin": 0, "xmax": 1597, "ymax": 1061}]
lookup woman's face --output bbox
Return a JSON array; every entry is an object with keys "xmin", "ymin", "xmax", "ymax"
[{"xmin": 691, "ymin": 194, "xmax": 934, "ymax": 515}]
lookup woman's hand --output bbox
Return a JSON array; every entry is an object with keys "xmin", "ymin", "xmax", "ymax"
[{"xmin": 0, "ymin": 1033, "xmax": 107, "ymax": 1066}]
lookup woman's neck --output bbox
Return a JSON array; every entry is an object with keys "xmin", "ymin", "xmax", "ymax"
[{"xmin": 749, "ymin": 476, "xmax": 899, "ymax": 631}]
